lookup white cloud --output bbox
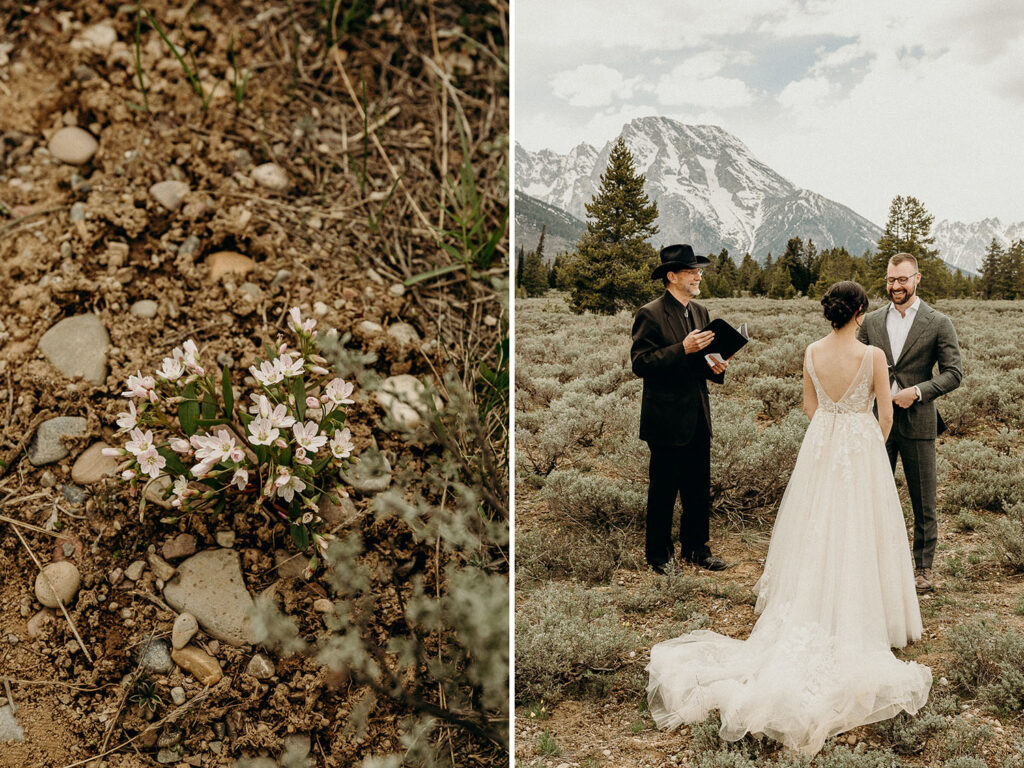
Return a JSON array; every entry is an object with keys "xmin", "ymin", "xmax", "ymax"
[
  {"xmin": 654, "ymin": 54, "xmax": 756, "ymax": 108},
  {"xmin": 777, "ymin": 76, "xmax": 832, "ymax": 109},
  {"xmin": 549, "ymin": 64, "xmax": 641, "ymax": 107}
]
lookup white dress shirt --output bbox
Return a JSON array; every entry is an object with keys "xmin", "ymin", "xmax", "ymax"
[{"xmin": 886, "ymin": 297, "xmax": 922, "ymax": 398}]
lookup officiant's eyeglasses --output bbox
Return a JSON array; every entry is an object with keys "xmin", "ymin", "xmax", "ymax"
[
  {"xmin": 681, "ymin": 268, "xmax": 704, "ymax": 276},
  {"xmin": 885, "ymin": 274, "xmax": 917, "ymax": 286}
]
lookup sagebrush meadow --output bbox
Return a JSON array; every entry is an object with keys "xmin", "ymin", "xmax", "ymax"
[{"xmin": 515, "ymin": 294, "xmax": 1024, "ymax": 767}]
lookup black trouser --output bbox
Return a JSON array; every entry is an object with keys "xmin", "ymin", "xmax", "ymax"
[
  {"xmin": 645, "ymin": 411, "xmax": 712, "ymax": 567},
  {"xmin": 886, "ymin": 432, "xmax": 938, "ymax": 570}
]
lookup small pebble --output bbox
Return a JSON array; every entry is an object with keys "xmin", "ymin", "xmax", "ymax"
[
  {"xmin": 149, "ymin": 180, "xmax": 189, "ymax": 211},
  {"xmin": 49, "ymin": 126, "xmax": 99, "ymax": 165},
  {"xmin": 124, "ymin": 560, "xmax": 146, "ymax": 581},
  {"xmin": 171, "ymin": 612, "xmax": 198, "ymax": 650},
  {"xmin": 246, "ymin": 653, "xmax": 275, "ymax": 679},
  {"xmin": 313, "ymin": 598, "xmax": 333, "ymax": 613},
  {"xmin": 40, "ymin": 470, "xmax": 56, "ymax": 488},
  {"xmin": 170, "ymin": 687, "xmax": 186, "ymax": 705},
  {"xmin": 250, "ymin": 163, "xmax": 289, "ymax": 190},
  {"xmin": 34, "ymin": 561, "xmax": 81, "ymax": 608},
  {"xmin": 214, "ymin": 530, "xmax": 235, "ymax": 548},
  {"xmin": 130, "ymin": 300, "xmax": 159, "ymax": 319},
  {"xmin": 138, "ymin": 637, "xmax": 174, "ymax": 675},
  {"xmin": 389, "ymin": 283, "xmax": 406, "ymax": 296},
  {"xmin": 108, "ymin": 567, "xmax": 124, "ymax": 586},
  {"xmin": 162, "ymin": 533, "xmax": 197, "ymax": 561}
]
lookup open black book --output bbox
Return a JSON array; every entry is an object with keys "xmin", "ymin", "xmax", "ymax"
[{"xmin": 702, "ymin": 318, "xmax": 749, "ymax": 361}]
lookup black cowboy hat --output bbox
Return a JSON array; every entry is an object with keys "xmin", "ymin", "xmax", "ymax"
[{"xmin": 651, "ymin": 244, "xmax": 713, "ymax": 280}]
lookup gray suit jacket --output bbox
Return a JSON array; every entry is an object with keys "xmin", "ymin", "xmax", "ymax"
[{"xmin": 856, "ymin": 301, "xmax": 962, "ymax": 439}]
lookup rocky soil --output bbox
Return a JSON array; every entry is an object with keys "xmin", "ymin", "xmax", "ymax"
[{"xmin": 0, "ymin": 2, "xmax": 508, "ymax": 767}]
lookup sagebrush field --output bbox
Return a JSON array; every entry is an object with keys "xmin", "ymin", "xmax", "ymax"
[{"xmin": 515, "ymin": 294, "xmax": 1024, "ymax": 768}]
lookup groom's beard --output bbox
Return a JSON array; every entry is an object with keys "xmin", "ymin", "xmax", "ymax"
[{"xmin": 888, "ymin": 282, "xmax": 917, "ymax": 307}]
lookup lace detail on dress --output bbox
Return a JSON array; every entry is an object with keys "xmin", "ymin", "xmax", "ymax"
[{"xmin": 806, "ymin": 344, "xmax": 875, "ymax": 414}]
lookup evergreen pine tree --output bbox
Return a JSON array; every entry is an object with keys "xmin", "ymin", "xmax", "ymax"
[
  {"xmin": 979, "ymin": 238, "xmax": 1005, "ymax": 298},
  {"xmin": 563, "ymin": 137, "xmax": 660, "ymax": 314},
  {"xmin": 707, "ymin": 248, "xmax": 737, "ymax": 297},
  {"xmin": 737, "ymin": 253, "xmax": 762, "ymax": 295},
  {"xmin": 515, "ymin": 245, "xmax": 525, "ymax": 288},
  {"xmin": 873, "ymin": 195, "xmax": 950, "ymax": 299},
  {"xmin": 521, "ymin": 251, "xmax": 549, "ymax": 297},
  {"xmin": 548, "ymin": 253, "xmax": 564, "ymax": 289}
]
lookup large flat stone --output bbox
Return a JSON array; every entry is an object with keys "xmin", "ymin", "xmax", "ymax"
[
  {"xmin": 38, "ymin": 314, "xmax": 109, "ymax": 384},
  {"xmin": 162, "ymin": 550, "xmax": 255, "ymax": 646},
  {"xmin": 71, "ymin": 441, "xmax": 118, "ymax": 484},
  {"xmin": 29, "ymin": 417, "xmax": 89, "ymax": 466}
]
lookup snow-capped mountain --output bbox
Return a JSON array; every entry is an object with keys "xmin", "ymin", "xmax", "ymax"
[
  {"xmin": 932, "ymin": 219, "xmax": 1024, "ymax": 275},
  {"xmin": 516, "ymin": 116, "xmax": 882, "ymax": 262}
]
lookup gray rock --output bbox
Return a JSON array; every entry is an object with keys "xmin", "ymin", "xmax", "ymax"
[
  {"xmin": 162, "ymin": 550, "xmax": 256, "ymax": 646},
  {"xmin": 129, "ymin": 300, "xmax": 159, "ymax": 319},
  {"xmin": 73, "ymin": 23, "xmax": 116, "ymax": 51},
  {"xmin": 274, "ymin": 550, "xmax": 306, "ymax": 580},
  {"xmin": 124, "ymin": 560, "xmax": 146, "ymax": 582},
  {"xmin": 246, "ymin": 653, "xmax": 275, "ymax": 679},
  {"xmin": 250, "ymin": 162, "xmax": 288, "ymax": 190},
  {"xmin": 389, "ymin": 282, "xmax": 406, "ymax": 297},
  {"xmin": 38, "ymin": 314, "xmax": 109, "ymax": 384},
  {"xmin": 49, "ymin": 126, "xmax": 98, "ymax": 164},
  {"xmin": 162, "ymin": 533, "xmax": 197, "ymax": 561},
  {"xmin": 339, "ymin": 448, "xmax": 392, "ymax": 495},
  {"xmin": 171, "ymin": 611, "xmax": 198, "ymax": 650},
  {"xmin": 170, "ymin": 686, "xmax": 186, "ymax": 705},
  {"xmin": 271, "ymin": 269, "xmax": 292, "ymax": 288},
  {"xmin": 40, "ymin": 470, "xmax": 56, "ymax": 488},
  {"xmin": 214, "ymin": 530, "xmax": 235, "ymax": 548},
  {"xmin": 386, "ymin": 322, "xmax": 420, "ymax": 348},
  {"xmin": 156, "ymin": 748, "xmax": 178, "ymax": 764},
  {"xmin": 137, "ymin": 636, "xmax": 174, "ymax": 675},
  {"xmin": 358, "ymin": 320, "xmax": 384, "ymax": 335},
  {"xmin": 61, "ymin": 484, "xmax": 86, "ymax": 506},
  {"xmin": 149, "ymin": 180, "xmax": 189, "ymax": 211},
  {"xmin": 147, "ymin": 553, "xmax": 176, "ymax": 581},
  {"xmin": 28, "ymin": 416, "xmax": 89, "ymax": 466},
  {"xmin": 177, "ymin": 235, "xmax": 200, "ymax": 257},
  {"xmin": 0, "ymin": 705, "xmax": 24, "ymax": 743},
  {"xmin": 70, "ymin": 202, "xmax": 86, "ymax": 222},
  {"xmin": 318, "ymin": 495, "xmax": 358, "ymax": 527},
  {"xmin": 72, "ymin": 65, "xmax": 98, "ymax": 81},
  {"xmin": 71, "ymin": 441, "xmax": 118, "ymax": 484}
]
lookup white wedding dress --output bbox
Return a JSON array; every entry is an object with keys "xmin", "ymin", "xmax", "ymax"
[{"xmin": 646, "ymin": 344, "xmax": 931, "ymax": 754}]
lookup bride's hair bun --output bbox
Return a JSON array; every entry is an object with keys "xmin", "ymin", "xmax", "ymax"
[{"xmin": 821, "ymin": 281, "xmax": 869, "ymax": 329}]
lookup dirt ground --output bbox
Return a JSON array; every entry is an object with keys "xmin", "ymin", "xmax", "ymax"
[
  {"xmin": 515, "ymin": 505, "xmax": 1024, "ymax": 768},
  {"xmin": 0, "ymin": 1, "xmax": 508, "ymax": 766}
]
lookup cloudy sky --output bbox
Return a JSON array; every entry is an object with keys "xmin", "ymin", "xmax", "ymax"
[{"xmin": 514, "ymin": 0, "xmax": 1024, "ymax": 225}]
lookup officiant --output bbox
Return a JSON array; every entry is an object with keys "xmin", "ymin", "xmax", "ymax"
[{"xmin": 631, "ymin": 244, "xmax": 729, "ymax": 573}]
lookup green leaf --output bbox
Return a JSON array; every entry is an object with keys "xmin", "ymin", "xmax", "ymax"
[
  {"xmin": 312, "ymin": 454, "xmax": 333, "ymax": 474},
  {"xmin": 290, "ymin": 523, "xmax": 310, "ymax": 552},
  {"xmin": 221, "ymin": 365, "xmax": 234, "ymax": 417},
  {"xmin": 201, "ymin": 390, "xmax": 217, "ymax": 420},
  {"xmin": 179, "ymin": 382, "xmax": 200, "ymax": 436},
  {"xmin": 157, "ymin": 448, "xmax": 188, "ymax": 477},
  {"xmin": 293, "ymin": 376, "xmax": 307, "ymax": 422}
]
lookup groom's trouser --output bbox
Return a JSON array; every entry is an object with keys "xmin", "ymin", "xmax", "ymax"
[
  {"xmin": 645, "ymin": 411, "xmax": 712, "ymax": 567},
  {"xmin": 886, "ymin": 433, "xmax": 938, "ymax": 569}
]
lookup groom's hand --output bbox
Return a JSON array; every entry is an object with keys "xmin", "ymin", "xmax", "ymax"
[
  {"xmin": 684, "ymin": 330, "xmax": 714, "ymax": 354},
  {"xmin": 893, "ymin": 387, "xmax": 919, "ymax": 408}
]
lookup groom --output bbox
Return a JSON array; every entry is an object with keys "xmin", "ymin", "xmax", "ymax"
[
  {"xmin": 631, "ymin": 244, "xmax": 728, "ymax": 574},
  {"xmin": 857, "ymin": 252, "xmax": 962, "ymax": 593}
]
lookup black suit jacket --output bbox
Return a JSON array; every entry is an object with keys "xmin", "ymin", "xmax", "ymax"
[{"xmin": 631, "ymin": 292, "xmax": 725, "ymax": 445}]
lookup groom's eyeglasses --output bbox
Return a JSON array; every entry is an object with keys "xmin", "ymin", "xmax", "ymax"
[{"xmin": 885, "ymin": 275, "xmax": 917, "ymax": 286}]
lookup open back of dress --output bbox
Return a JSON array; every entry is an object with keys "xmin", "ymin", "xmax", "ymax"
[{"xmin": 646, "ymin": 344, "xmax": 930, "ymax": 754}]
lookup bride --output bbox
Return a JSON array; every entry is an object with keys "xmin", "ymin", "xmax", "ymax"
[{"xmin": 646, "ymin": 281, "xmax": 932, "ymax": 755}]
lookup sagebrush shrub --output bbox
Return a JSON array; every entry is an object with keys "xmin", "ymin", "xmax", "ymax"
[
  {"xmin": 942, "ymin": 439, "xmax": 1024, "ymax": 513},
  {"xmin": 989, "ymin": 502, "xmax": 1024, "ymax": 572},
  {"xmin": 947, "ymin": 616, "xmax": 1024, "ymax": 712},
  {"xmin": 515, "ymin": 526, "xmax": 621, "ymax": 584},
  {"xmin": 746, "ymin": 375, "xmax": 803, "ymax": 419},
  {"xmin": 538, "ymin": 469, "xmax": 646, "ymax": 529},
  {"xmin": 515, "ymin": 582, "xmax": 636, "ymax": 703},
  {"xmin": 869, "ymin": 692, "xmax": 952, "ymax": 754}
]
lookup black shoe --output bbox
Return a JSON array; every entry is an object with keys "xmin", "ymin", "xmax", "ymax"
[
  {"xmin": 684, "ymin": 552, "xmax": 727, "ymax": 571},
  {"xmin": 648, "ymin": 561, "xmax": 669, "ymax": 575}
]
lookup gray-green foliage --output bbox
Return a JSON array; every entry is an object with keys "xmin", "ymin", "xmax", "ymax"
[
  {"xmin": 942, "ymin": 439, "xmax": 1024, "ymax": 512},
  {"xmin": 943, "ymin": 758, "xmax": 987, "ymax": 768},
  {"xmin": 948, "ymin": 616, "xmax": 1024, "ymax": 713},
  {"xmin": 515, "ymin": 582, "xmax": 636, "ymax": 703},
  {"xmin": 538, "ymin": 469, "xmax": 645, "ymax": 529},
  {"xmin": 869, "ymin": 692, "xmax": 953, "ymax": 754},
  {"xmin": 515, "ymin": 526, "xmax": 624, "ymax": 584},
  {"xmin": 989, "ymin": 502, "xmax": 1024, "ymax": 572},
  {"xmin": 250, "ymin": 370, "xmax": 508, "ymax": 764}
]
